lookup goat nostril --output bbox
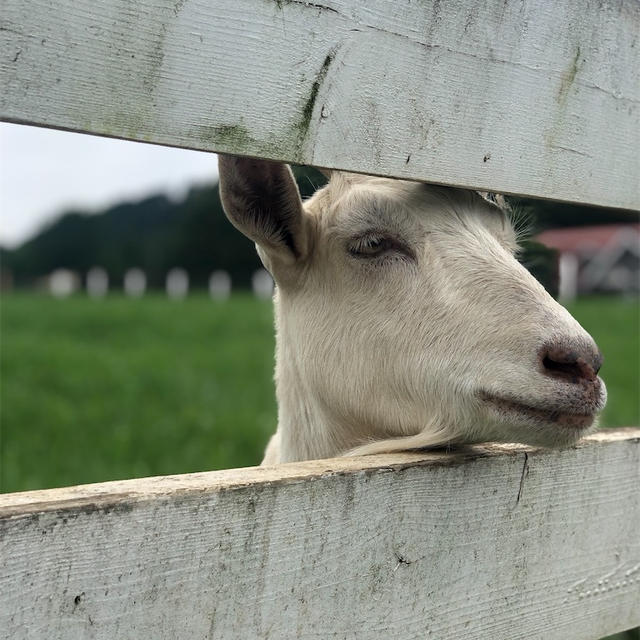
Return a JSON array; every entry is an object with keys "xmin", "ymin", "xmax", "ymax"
[{"xmin": 541, "ymin": 346, "xmax": 599, "ymax": 383}]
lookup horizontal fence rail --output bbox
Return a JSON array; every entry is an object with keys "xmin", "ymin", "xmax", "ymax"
[
  {"xmin": 1, "ymin": 0, "xmax": 639, "ymax": 210},
  {"xmin": 1, "ymin": 429, "xmax": 639, "ymax": 639}
]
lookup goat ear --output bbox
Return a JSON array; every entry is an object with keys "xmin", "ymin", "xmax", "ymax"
[{"xmin": 218, "ymin": 155, "xmax": 308, "ymax": 266}]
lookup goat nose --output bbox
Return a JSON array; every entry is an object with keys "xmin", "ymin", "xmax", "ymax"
[{"xmin": 541, "ymin": 343, "xmax": 602, "ymax": 384}]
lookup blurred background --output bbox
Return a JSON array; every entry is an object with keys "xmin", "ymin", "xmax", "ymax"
[{"xmin": 1, "ymin": 122, "xmax": 638, "ymax": 496}]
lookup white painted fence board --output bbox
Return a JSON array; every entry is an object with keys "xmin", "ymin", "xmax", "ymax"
[
  {"xmin": 1, "ymin": 429, "xmax": 639, "ymax": 639},
  {"xmin": 1, "ymin": 0, "xmax": 638, "ymax": 210}
]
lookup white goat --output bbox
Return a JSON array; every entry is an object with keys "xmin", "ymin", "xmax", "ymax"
[{"xmin": 218, "ymin": 156, "xmax": 607, "ymax": 464}]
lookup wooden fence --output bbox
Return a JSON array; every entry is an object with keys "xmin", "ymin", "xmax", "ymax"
[
  {"xmin": 2, "ymin": 0, "xmax": 638, "ymax": 210},
  {"xmin": 1, "ymin": 1, "xmax": 639, "ymax": 638},
  {"xmin": 1, "ymin": 431, "xmax": 639, "ymax": 639}
]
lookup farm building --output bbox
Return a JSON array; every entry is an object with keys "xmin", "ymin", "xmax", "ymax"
[{"xmin": 538, "ymin": 224, "xmax": 640, "ymax": 298}]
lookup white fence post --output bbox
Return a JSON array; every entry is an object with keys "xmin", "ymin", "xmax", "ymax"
[
  {"xmin": 86, "ymin": 267, "xmax": 108, "ymax": 298},
  {"xmin": 251, "ymin": 269, "xmax": 274, "ymax": 300},
  {"xmin": 123, "ymin": 268, "xmax": 146, "ymax": 298},
  {"xmin": 48, "ymin": 269, "xmax": 79, "ymax": 297},
  {"xmin": 166, "ymin": 268, "xmax": 189, "ymax": 299},
  {"xmin": 558, "ymin": 252, "xmax": 579, "ymax": 302},
  {"xmin": 209, "ymin": 270, "xmax": 231, "ymax": 300}
]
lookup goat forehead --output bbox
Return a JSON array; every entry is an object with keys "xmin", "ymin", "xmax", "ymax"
[{"xmin": 307, "ymin": 177, "xmax": 502, "ymax": 235}]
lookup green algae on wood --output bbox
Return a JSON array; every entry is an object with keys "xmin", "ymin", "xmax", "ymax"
[{"xmin": 291, "ymin": 51, "xmax": 335, "ymax": 158}]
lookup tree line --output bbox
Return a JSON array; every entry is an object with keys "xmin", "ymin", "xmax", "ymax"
[{"xmin": 2, "ymin": 165, "xmax": 634, "ymax": 294}]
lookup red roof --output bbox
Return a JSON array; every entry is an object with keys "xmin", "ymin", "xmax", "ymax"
[{"xmin": 536, "ymin": 224, "xmax": 640, "ymax": 254}]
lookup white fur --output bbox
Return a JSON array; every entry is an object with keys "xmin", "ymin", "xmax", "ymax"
[{"xmin": 218, "ymin": 162, "xmax": 607, "ymax": 464}]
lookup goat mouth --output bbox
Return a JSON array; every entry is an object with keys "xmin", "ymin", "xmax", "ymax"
[{"xmin": 480, "ymin": 392, "xmax": 596, "ymax": 430}]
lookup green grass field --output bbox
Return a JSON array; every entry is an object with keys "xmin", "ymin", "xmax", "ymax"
[
  {"xmin": 1, "ymin": 294, "xmax": 276, "ymax": 492},
  {"xmin": 1, "ymin": 293, "xmax": 638, "ymax": 493}
]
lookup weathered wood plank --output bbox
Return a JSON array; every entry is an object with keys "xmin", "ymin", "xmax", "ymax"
[
  {"xmin": 1, "ymin": 0, "xmax": 638, "ymax": 209},
  {"xmin": 1, "ymin": 429, "xmax": 639, "ymax": 639}
]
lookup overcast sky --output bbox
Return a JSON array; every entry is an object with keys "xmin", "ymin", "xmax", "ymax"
[{"xmin": 0, "ymin": 122, "xmax": 218, "ymax": 248}]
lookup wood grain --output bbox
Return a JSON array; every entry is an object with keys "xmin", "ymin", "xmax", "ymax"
[
  {"xmin": 1, "ymin": 0, "xmax": 638, "ymax": 209},
  {"xmin": 1, "ymin": 429, "xmax": 638, "ymax": 639}
]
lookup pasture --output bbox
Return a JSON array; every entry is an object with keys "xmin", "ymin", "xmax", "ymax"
[{"xmin": 1, "ymin": 293, "xmax": 637, "ymax": 493}]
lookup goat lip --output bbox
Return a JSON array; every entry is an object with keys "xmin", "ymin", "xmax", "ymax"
[{"xmin": 480, "ymin": 391, "xmax": 596, "ymax": 429}]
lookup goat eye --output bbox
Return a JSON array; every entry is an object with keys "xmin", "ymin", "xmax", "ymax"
[{"xmin": 349, "ymin": 234, "xmax": 392, "ymax": 257}]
